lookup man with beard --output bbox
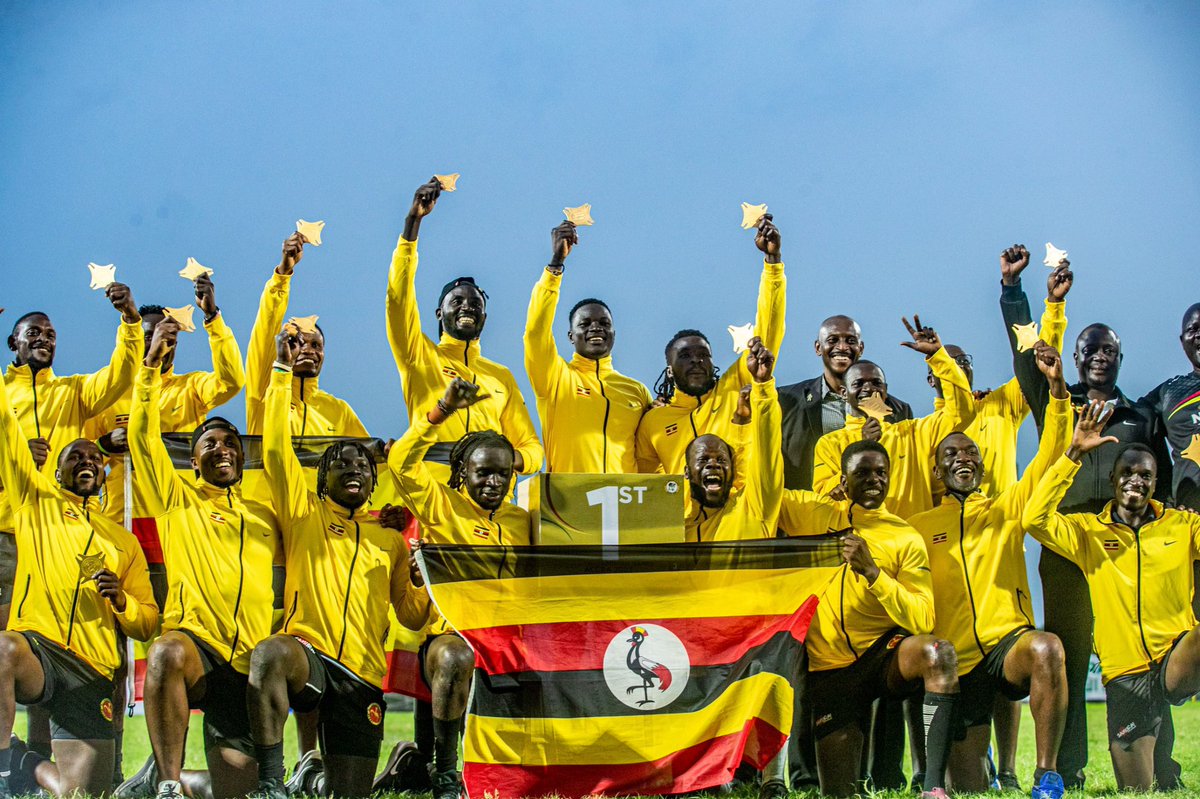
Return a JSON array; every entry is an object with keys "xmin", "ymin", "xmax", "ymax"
[
  {"xmin": 246, "ymin": 330, "xmax": 431, "ymax": 799},
  {"xmin": 0, "ymin": 366, "xmax": 158, "ymax": 799},
  {"xmin": 524, "ymin": 219, "xmax": 651, "ymax": 473},
  {"xmin": 129, "ymin": 323, "xmax": 280, "ymax": 799},
  {"xmin": 909, "ymin": 340, "xmax": 1072, "ymax": 798},
  {"xmin": 386, "ymin": 177, "xmax": 542, "ymax": 480},
  {"xmin": 635, "ymin": 215, "xmax": 786, "ymax": 475},
  {"xmin": 1017, "ymin": 316, "xmax": 1172, "ymax": 789},
  {"xmin": 1023, "ymin": 404, "xmax": 1200, "ymax": 791},
  {"xmin": 812, "ymin": 317, "xmax": 975, "ymax": 520},
  {"xmin": 245, "ymin": 231, "xmax": 368, "ymax": 437},
  {"xmin": 388, "ymin": 377, "xmax": 531, "ymax": 799},
  {"xmin": 779, "ymin": 316, "xmax": 913, "ymax": 491}
]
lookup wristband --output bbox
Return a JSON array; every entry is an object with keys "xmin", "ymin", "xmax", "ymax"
[
  {"xmin": 273, "ymin": 361, "xmax": 293, "ymax": 373},
  {"xmin": 204, "ymin": 308, "xmax": 220, "ymax": 324}
]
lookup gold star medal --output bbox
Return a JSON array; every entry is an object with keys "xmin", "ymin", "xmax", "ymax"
[
  {"xmin": 76, "ymin": 552, "xmax": 107, "ymax": 581},
  {"xmin": 287, "ymin": 315, "xmax": 320, "ymax": 334},
  {"xmin": 563, "ymin": 204, "xmax": 594, "ymax": 226},
  {"xmin": 727, "ymin": 323, "xmax": 755, "ymax": 354},
  {"xmin": 1182, "ymin": 434, "xmax": 1200, "ymax": 467},
  {"xmin": 178, "ymin": 257, "xmax": 213, "ymax": 281},
  {"xmin": 858, "ymin": 393, "xmax": 893, "ymax": 422},
  {"xmin": 1011, "ymin": 322, "xmax": 1040, "ymax": 353},
  {"xmin": 88, "ymin": 263, "xmax": 116, "ymax": 290},
  {"xmin": 1043, "ymin": 242, "xmax": 1068, "ymax": 267},
  {"xmin": 434, "ymin": 173, "xmax": 460, "ymax": 192},
  {"xmin": 296, "ymin": 219, "xmax": 324, "ymax": 246},
  {"xmin": 740, "ymin": 202, "xmax": 768, "ymax": 230},
  {"xmin": 164, "ymin": 305, "xmax": 196, "ymax": 333}
]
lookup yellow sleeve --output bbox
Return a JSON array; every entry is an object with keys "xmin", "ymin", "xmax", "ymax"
[
  {"xmin": 1040, "ymin": 297, "xmax": 1067, "ymax": 353},
  {"xmin": 262, "ymin": 369, "xmax": 314, "ymax": 523},
  {"xmin": 188, "ymin": 313, "xmax": 245, "ymax": 411},
  {"xmin": 997, "ymin": 376, "xmax": 1029, "ymax": 425},
  {"xmin": 1002, "ymin": 394, "xmax": 1072, "ymax": 514},
  {"xmin": 523, "ymin": 269, "xmax": 569, "ymax": 401},
  {"xmin": 730, "ymin": 260, "xmax": 787, "ymax": 385},
  {"xmin": 245, "ymin": 272, "xmax": 291, "ymax": 434},
  {"xmin": 499, "ymin": 370, "xmax": 544, "ymax": 475},
  {"xmin": 387, "ymin": 414, "xmax": 453, "ymax": 528},
  {"xmin": 116, "ymin": 543, "xmax": 159, "ymax": 641},
  {"xmin": 128, "ymin": 365, "xmax": 185, "ymax": 517},
  {"xmin": 742, "ymin": 379, "xmax": 784, "ymax": 533},
  {"xmin": 80, "ymin": 320, "xmax": 142, "ymax": 417},
  {"xmin": 812, "ymin": 429, "xmax": 849, "ymax": 497},
  {"xmin": 867, "ymin": 535, "xmax": 935, "ymax": 635},
  {"xmin": 634, "ymin": 415, "xmax": 664, "ymax": 474},
  {"xmin": 0, "ymin": 376, "xmax": 41, "ymax": 511},
  {"xmin": 390, "ymin": 546, "xmax": 432, "ymax": 632},
  {"xmin": 1021, "ymin": 455, "xmax": 1089, "ymax": 565},
  {"xmin": 385, "ymin": 236, "xmax": 435, "ymax": 383},
  {"xmin": 778, "ymin": 489, "xmax": 848, "ymax": 536},
  {"xmin": 914, "ymin": 347, "xmax": 977, "ymax": 448}
]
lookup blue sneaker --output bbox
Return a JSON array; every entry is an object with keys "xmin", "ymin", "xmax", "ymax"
[{"xmin": 1031, "ymin": 771, "xmax": 1065, "ymax": 799}]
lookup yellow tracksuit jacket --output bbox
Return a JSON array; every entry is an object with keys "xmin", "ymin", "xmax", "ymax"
[
  {"xmin": 0, "ymin": 321, "xmax": 142, "ymax": 533},
  {"xmin": 524, "ymin": 269, "xmax": 651, "ymax": 473},
  {"xmin": 0, "ymin": 376, "xmax": 157, "ymax": 679},
  {"xmin": 386, "ymin": 237, "xmax": 542, "ymax": 475},
  {"xmin": 813, "ymin": 348, "xmax": 975, "ymax": 519},
  {"xmin": 389, "ymin": 413, "xmax": 532, "ymax": 637},
  {"xmin": 932, "ymin": 297, "xmax": 1066, "ymax": 497},
  {"xmin": 1023, "ymin": 455, "xmax": 1200, "ymax": 682},
  {"xmin": 685, "ymin": 380, "xmax": 783, "ymax": 542},
  {"xmin": 130, "ymin": 365, "xmax": 279, "ymax": 673},
  {"xmin": 245, "ymin": 271, "xmax": 369, "ymax": 437},
  {"xmin": 264, "ymin": 370, "xmax": 429, "ymax": 688},
  {"xmin": 635, "ymin": 259, "xmax": 786, "ymax": 476},
  {"xmin": 86, "ymin": 313, "xmax": 245, "ymax": 524},
  {"xmin": 799, "ymin": 505, "xmax": 935, "ymax": 671},
  {"xmin": 909, "ymin": 394, "xmax": 1072, "ymax": 674}
]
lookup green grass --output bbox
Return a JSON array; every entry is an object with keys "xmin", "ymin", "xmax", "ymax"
[{"xmin": 14, "ymin": 702, "xmax": 1200, "ymax": 796}]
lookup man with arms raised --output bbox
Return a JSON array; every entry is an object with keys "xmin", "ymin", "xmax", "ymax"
[
  {"xmin": 636, "ymin": 215, "xmax": 785, "ymax": 475},
  {"xmin": 387, "ymin": 177, "xmax": 542, "ymax": 478},
  {"xmin": 130, "ymin": 323, "xmax": 279, "ymax": 799},
  {"xmin": 246, "ymin": 329, "xmax": 430, "ymax": 799},
  {"xmin": 524, "ymin": 219, "xmax": 650, "ymax": 473},
  {"xmin": 1023, "ymin": 403, "xmax": 1200, "ymax": 791},
  {"xmin": 0, "ymin": 344, "xmax": 158, "ymax": 798},
  {"xmin": 783, "ymin": 440, "xmax": 958, "ymax": 798},
  {"xmin": 910, "ymin": 341, "xmax": 1072, "ymax": 797},
  {"xmin": 388, "ymin": 378, "xmax": 531, "ymax": 799}
]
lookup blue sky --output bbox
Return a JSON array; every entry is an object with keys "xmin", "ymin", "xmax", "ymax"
[{"xmin": 3, "ymin": 3, "xmax": 1199, "ymax": 612}]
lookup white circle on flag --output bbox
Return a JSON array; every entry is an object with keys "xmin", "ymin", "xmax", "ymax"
[{"xmin": 602, "ymin": 623, "xmax": 690, "ymax": 710}]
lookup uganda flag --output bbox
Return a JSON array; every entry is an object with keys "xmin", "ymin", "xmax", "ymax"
[{"xmin": 417, "ymin": 538, "xmax": 843, "ymax": 799}]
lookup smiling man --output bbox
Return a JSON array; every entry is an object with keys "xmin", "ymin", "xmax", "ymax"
[
  {"xmin": 524, "ymin": 219, "xmax": 651, "ymax": 473},
  {"xmin": 0, "ymin": 370, "xmax": 157, "ymax": 799},
  {"xmin": 388, "ymin": 377, "xmax": 531, "ymax": 799},
  {"xmin": 129, "ymin": 324, "xmax": 280, "ymax": 799},
  {"xmin": 1023, "ymin": 402, "xmax": 1200, "ymax": 792}
]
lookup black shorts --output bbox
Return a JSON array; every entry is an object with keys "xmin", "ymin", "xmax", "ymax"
[
  {"xmin": 0, "ymin": 532, "xmax": 15, "ymax": 606},
  {"xmin": 809, "ymin": 628, "xmax": 918, "ymax": 739},
  {"xmin": 22, "ymin": 632, "xmax": 115, "ymax": 740},
  {"xmin": 291, "ymin": 637, "xmax": 385, "ymax": 759},
  {"xmin": 182, "ymin": 631, "xmax": 253, "ymax": 756},
  {"xmin": 957, "ymin": 626, "xmax": 1033, "ymax": 729},
  {"xmin": 1105, "ymin": 633, "xmax": 1189, "ymax": 749}
]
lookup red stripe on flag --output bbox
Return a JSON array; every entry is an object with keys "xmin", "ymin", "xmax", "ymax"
[
  {"xmin": 131, "ymin": 517, "xmax": 164, "ymax": 565},
  {"xmin": 384, "ymin": 648, "xmax": 432, "ymax": 703},
  {"xmin": 133, "ymin": 654, "xmax": 147, "ymax": 702},
  {"xmin": 464, "ymin": 716, "xmax": 786, "ymax": 799},
  {"xmin": 459, "ymin": 596, "xmax": 818, "ymax": 676}
]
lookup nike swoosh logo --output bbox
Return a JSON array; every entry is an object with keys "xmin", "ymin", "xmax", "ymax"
[{"xmin": 1164, "ymin": 541, "xmax": 1177, "ymax": 546}]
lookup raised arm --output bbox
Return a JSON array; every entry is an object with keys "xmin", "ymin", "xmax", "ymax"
[
  {"xmin": 80, "ymin": 282, "xmax": 143, "ymax": 416},
  {"xmin": 188, "ymin": 275, "xmax": 245, "ymax": 410},
  {"xmin": 262, "ymin": 329, "xmax": 315, "ymax": 523},
  {"xmin": 731, "ymin": 215, "xmax": 786, "ymax": 381},
  {"xmin": 245, "ymin": 233, "xmax": 303, "ymax": 433},
  {"xmin": 1003, "ymin": 342, "xmax": 1073, "ymax": 512},
  {"xmin": 0, "ymin": 363, "xmax": 43, "ymax": 511},
  {"xmin": 499, "ymin": 371, "xmax": 543, "ymax": 475},
  {"xmin": 128, "ymin": 324, "xmax": 187, "ymax": 516},
  {"xmin": 741, "ymin": 338, "xmax": 784, "ymax": 533},
  {"xmin": 523, "ymin": 221, "xmax": 578, "ymax": 399},
  {"xmin": 904, "ymin": 317, "xmax": 975, "ymax": 442},
  {"xmin": 385, "ymin": 179, "xmax": 440, "ymax": 379},
  {"xmin": 842, "ymin": 531, "xmax": 934, "ymax": 635}
]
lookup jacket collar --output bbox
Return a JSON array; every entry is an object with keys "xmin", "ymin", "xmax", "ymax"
[
  {"xmin": 1099, "ymin": 499, "xmax": 1164, "ymax": 526},
  {"xmin": 6, "ymin": 362, "xmax": 54, "ymax": 386},
  {"xmin": 291, "ymin": 373, "xmax": 320, "ymax": 401},
  {"xmin": 1068, "ymin": 383, "xmax": 1133, "ymax": 409},
  {"xmin": 569, "ymin": 352, "xmax": 614, "ymax": 377},
  {"xmin": 438, "ymin": 332, "xmax": 482, "ymax": 364},
  {"xmin": 193, "ymin": 475, "xmax": 243, "ymax": 505}
]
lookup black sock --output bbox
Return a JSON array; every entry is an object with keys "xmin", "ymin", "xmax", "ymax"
[
  {"xmin": 921, "ymin": 692, "xmax": 957, "ymax": 792},
  {"xmin": 29, "ymin": 740, "xmax": 51, "ymax": 760},
  {"xmin": 0, "ymin": 745, "xmax": 12, "ymax": 781},
  {"xmin": 255, "ymin": 742, "xmax": 285, "ymax": 785},
  {"xmin": 113, "ymin": 730, "xmax": 124, "ymax": 779},
  {"xmin": 415, "ymin": 700, "xmax": 434, "ymax": 759},
  {"xmin": 1033, "ymin": 767, "xmax": 1048, "ymax": 781},
  {"xmin": 432, "ymin": 717, "xmax": 462, "ymax": 774}
]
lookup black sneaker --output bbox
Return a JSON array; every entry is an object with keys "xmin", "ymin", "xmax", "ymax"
[
  {"xmin": 996, "ymin": 771, "xmax": 1022, "ymax": 792},
  {"xmin": 759, "ymin": 778, "xmax": 789, "ymax": 799},
  {"xmin": 372, "ymin": 741, "xmax": 432, "ymax": 793},
  {"xmin": 115, "ymin": 756, "xmax": 158, "ymax": 798},
  {"xmin": 285, "ymin": 750, "xmax": 323, "ymax": 796},
  {"xmin": 0, "ymin": 771, "xmax": 11, "ymax": 799},
  {"xmin": 909, "ymin": 772, "xmax": 925, "ymax": 793},
  {"xmin": 431, "ymin": 769, "xmax": 463, "ymax": 799}
]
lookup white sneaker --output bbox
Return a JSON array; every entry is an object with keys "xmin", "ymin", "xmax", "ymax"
[{"xmin": 155, "ymin": 780, "xmax": 184, "ymax": 799}]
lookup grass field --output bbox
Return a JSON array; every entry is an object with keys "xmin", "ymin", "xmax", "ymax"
[{"xmin": 13, "ymin": 702, "xmax": 1200, "ymax": 797}]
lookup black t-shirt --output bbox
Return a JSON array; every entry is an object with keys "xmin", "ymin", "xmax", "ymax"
[{"xmin": 1139, "ymin": 371, "xmax": 1200, "ymax": 508}]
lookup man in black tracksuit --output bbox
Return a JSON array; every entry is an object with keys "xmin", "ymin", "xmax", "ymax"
[
  {"xmin": 778, "ymin": 315, "xmax": 913, "ymax": 791},
  {"xmin": 1005, "ymin": 273, "xmax": 1175, "ymax": 790}
]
